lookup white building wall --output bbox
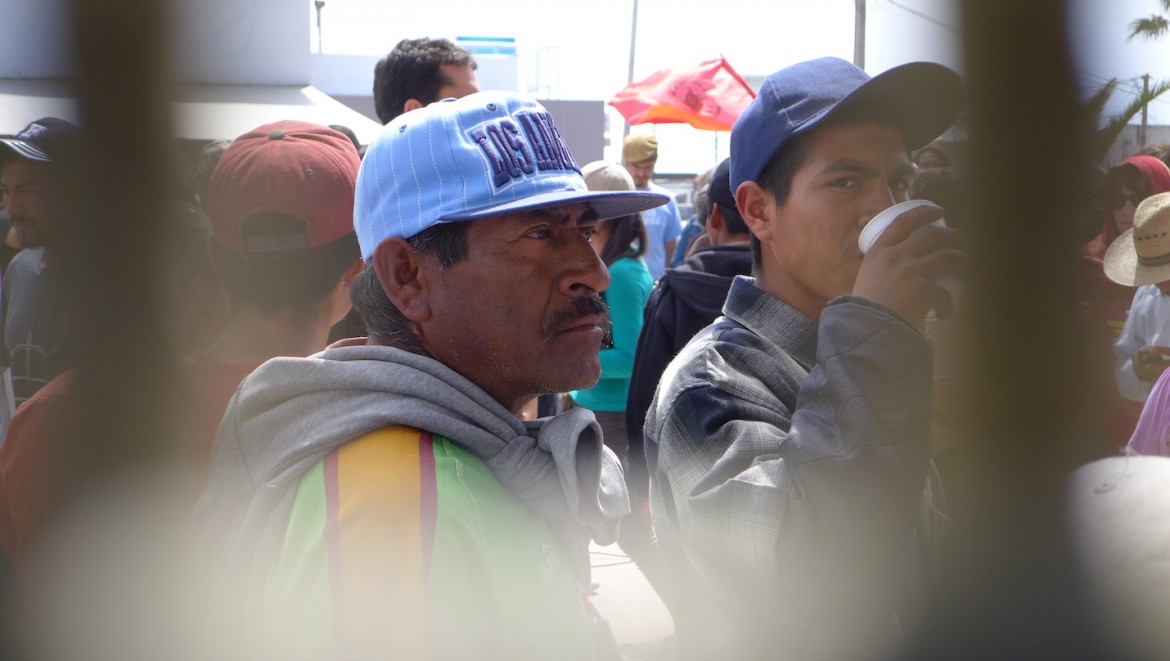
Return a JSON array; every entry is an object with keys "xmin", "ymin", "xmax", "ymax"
[
  {"xmin": 172, "ymin": 0, "xmax": 311, "ymax": 85},
  {"xmin": 0, "ymin": 0, "xmax": 73, "ymax": 78},
  {"xmin": 1104, "ymin": 125, "xmax": 1170, "ymax": 167}
]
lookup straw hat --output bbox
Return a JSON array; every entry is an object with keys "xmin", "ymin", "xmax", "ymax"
[{"xmin": 1105, "ymin": 192, "xmax": 1170, "ymax": 286}]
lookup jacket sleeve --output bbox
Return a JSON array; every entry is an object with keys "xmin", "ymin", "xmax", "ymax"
[{"xmin": 651, "ymin": 299, "xmax": 933, "ymax": 621}]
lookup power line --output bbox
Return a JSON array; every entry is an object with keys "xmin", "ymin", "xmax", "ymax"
[
  {"xmin": 1075, "ymin": 71, "xmax": 1149, "ymax": 96},
  {"xmin": 877, "ymin": 0, "xmax": 1137, "ymax": 98},
  {"xmin": 876, "ymin": 1, "xmax": 1162, "ymax": 116},
  {"xmin": 1084, "ymin": 72, "xmax": 1139, "ymax": 87},
  {"xmin": 883, "ymin": 0, "xmax": 962, "ymax": 35},
  {"xmin": 1078, "ymin": 73, "xmax": 1120, "ymax": 90}
]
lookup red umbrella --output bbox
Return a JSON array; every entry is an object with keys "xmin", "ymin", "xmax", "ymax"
[{"xmin": 608, "ymin": 56, "xmax": 757, "ymax": 131}]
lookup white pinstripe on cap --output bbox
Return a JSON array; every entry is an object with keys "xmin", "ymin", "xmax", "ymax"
[{"xmin": 354, "ymin": 92, "xmax": 669, "ymax": 260}]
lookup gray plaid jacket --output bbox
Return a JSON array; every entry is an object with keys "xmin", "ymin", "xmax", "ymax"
[{"xmin": 646, "ymin": 275, "xmax": 937, "ymax": 661}]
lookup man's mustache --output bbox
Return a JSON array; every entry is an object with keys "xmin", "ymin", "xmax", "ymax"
[{"xmin": 545, "ymin": 295, "xmax": 613, "ymax": 348}]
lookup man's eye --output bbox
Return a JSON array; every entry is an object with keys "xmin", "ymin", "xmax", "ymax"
[
  {"xmin": 582, "ymin": 227, "xmax": 599, "ymax": 241},
  {"xmin": 525, "ymin": 228, "xmax": 552, "ymax": 239},
  {"xmin": 831, "ymin": 178, "xmax": 857, "ymax": 188}
]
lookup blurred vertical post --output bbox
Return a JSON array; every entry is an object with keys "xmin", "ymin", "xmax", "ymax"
[
  {"xmin": 70, "ymin": 0, "xmax": 178, "ymax": 491},
  {"xmin": 623, "ymin": 0, "xmax": 639, "ymax": 142},
  {"xmin": 853, "ymin": 0, "xmax": 866, "ymax": 69},
  {"xmin": 1141, "ymin": 73, "xmax": 1150, "ymax": 147},
  {"xmin": 905, "ymin": 0, "xmax": 1113, "ymax": 656}
]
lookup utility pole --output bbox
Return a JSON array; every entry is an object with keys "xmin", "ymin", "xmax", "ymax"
[
  {"xmin": 1141, "ymin": 73, "xmax": 1151, "ymax": 146},
  {"xmin": 315, "ymin": 1, "xmax": 325, "ymax": 54},
  {"xmin": 854, "ymin": 0, "xmax": 866, "ymax": 69},
  {"xmin": 623, "ymin": 0, "xmax": 639, "ymax": 141}
]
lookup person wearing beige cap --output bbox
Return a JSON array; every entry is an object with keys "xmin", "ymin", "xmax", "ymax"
[
  {"xmin": 567, "ymin": 160, "xmax": 673, "ymax": 607},
  {"xmin": 570, "ymin": 160, "xmax": 652, "ymax": 461},
  {"xmin": 1106, "ymin": 192, "xmax": 1170, "ymax": 403},
  {"xmin": 623, "ymin": 134, "xmax": 683, "ymax": 279}
]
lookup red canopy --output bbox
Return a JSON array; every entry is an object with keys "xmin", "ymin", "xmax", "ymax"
[{"xmin": 608, "ymin": 57, "xmax": 756, "ymax": 131}]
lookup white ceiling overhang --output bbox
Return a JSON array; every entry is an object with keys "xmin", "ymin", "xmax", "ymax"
[{"xmin": 1, "ymin": 78, "xmax": 382, "ymax": 145}]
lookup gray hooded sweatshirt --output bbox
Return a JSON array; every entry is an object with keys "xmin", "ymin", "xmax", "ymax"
[{"xmin": 196, "ymin": 343, "xmax": 631, "ymax": 586}]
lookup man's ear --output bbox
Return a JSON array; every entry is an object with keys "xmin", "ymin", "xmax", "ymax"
[
  {"xmin": 707, "ymin": 205, "xmax": 726, "ymax": 244},
  {"xmin": 402, "ymin": 98, "xmax": 424, "ymax": 114},
  {"xmin": 735, "ymin": 181, "xmax": 774, "ymax": 242},
  {"xmin": 371, "ymin": 238, "xmax": 431, "ymax": 322}
]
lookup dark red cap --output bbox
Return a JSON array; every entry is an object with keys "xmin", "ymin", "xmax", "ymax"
[{"xmin": 207, "ymin": 120, "xmax": 360, "ymax": 253}]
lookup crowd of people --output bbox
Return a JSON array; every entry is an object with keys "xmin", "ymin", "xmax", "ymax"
[{"xmin": 0, "ymin": 34, "xmax": 1166, "ymax": 661}]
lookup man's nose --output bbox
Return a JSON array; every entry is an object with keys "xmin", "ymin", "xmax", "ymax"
[{"xmin": 559, "ymin": 231, "xmax": 610, "ymax": 297}]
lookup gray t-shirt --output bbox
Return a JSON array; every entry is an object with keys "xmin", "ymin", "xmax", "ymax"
[{"xmin": 0, "ymin": 249, "xmax": 75, "ymax": 406}]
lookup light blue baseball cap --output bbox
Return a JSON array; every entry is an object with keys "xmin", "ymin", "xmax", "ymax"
[{"xmin": 354, "ymin": 91, "xmax": 670, "ymax": 260}]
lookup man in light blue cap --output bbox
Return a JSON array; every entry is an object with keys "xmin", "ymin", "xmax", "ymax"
[
  {"xmin": 645, "ymin": 57, "xmax": 965, "ymax": 660},
  {"xmin": 198, "ymin": 92, "xmax": 669, "ymax": 659}
]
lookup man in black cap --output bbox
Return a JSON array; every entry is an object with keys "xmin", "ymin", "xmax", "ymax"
[
  {"xmin": 0, "ymin": 117, "xmax": 82, "ymax": 407},
  {"xmin": 644, "ymin": 57, "xmax": 965, "ymax": 660}
]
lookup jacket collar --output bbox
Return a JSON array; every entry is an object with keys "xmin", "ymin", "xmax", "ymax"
[{"xmin": 722, "ymin": 275, "xmax": 819, "ymax": 370}]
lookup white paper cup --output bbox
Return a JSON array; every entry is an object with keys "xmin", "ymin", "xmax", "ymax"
[
  {"xmin": 858, "ymin": 199, "xmax": 961, "ymax": 313},
  {"xmin": 858, "ymin": 199, "xmax": 944, "ymax": 254}
]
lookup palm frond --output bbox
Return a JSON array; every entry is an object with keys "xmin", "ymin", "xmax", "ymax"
[
  {"xmin": 1084, "ymin": 79, "xmax": 1119, "ymax": 129},
  {"xmin": 1128, "ymin": 15, "xmax": 1170, "ymax": 41},
  {"xmin": 1093, "ymin": 79, "xmax": 1170, "ymax": 160}
]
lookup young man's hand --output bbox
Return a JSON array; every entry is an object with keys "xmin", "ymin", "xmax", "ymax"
[{"xmin": 853, "ymin": 204, "xmax": 965, "ymax": 329}]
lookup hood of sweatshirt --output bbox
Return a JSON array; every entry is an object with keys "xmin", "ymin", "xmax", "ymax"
[
  {"xmin": 661, "ymin": 244, "xmax": 753, "ymax": 325},
  {"xmin": 197, "ymin": 343, "xmax": 630, "ymax": 584}
]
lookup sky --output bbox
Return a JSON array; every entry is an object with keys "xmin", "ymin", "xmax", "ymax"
[
  {"xmin": 1070, "ymin": 0, "xmax": 1170, "ymax": 116},
  {"xmin": 306, "ymin": 0, "xmax": 1170, "ymax": 173},
  {"xmin": 5, "ymin": 0, "xmax": 1166, "ymax": 171},
  {"xmin": 312, "ymin": 0, "xmax": 959, "ymax": 89}
]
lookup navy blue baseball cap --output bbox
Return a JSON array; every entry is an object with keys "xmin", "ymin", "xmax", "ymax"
[
  {"xmin": 0, "ymin": 117, "xmax": 80, "ymax": 163},
  {"xmin": 729, "ymin": 57, "xmax": 963, "ymax": 194}
]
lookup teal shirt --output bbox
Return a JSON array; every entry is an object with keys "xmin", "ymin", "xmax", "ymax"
[{"xmin": 572, "ymin": 257, "xmax": 654, "ymax": 412}]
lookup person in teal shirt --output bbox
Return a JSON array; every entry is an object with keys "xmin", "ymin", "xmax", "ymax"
[
  {"xmin": 570, "ymin": 162, "xmax": 673, "ymax": 610},
  {"xmin": 570, "ymin": 162, "xmax": 654, "ymax": 462}
]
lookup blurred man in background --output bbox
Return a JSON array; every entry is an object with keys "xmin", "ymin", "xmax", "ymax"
[
  {"xmin": 623, "ymin": 134, "xmax": 683, "ymax": 280},
  {"xmin": 0, "ymin": 117, "xmax": 82, "ymax": 407},
  {"xmin": 372, "ymin": 37, "xmax": 479, "ymax": 124}
]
